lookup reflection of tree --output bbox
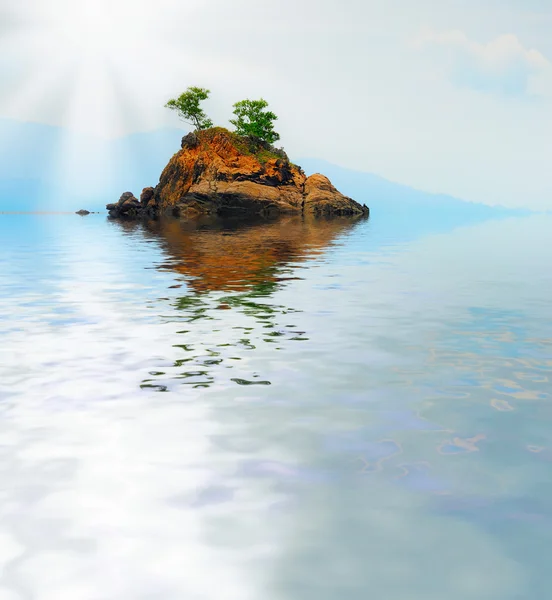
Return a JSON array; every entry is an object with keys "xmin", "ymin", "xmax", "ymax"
[{"xmin": 113, "ymin": 214, "xmax": 366, "ymax": 391}]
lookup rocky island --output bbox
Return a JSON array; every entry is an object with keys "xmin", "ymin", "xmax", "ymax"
[
  {"xmin": 107, "ymin": 88, "xmax": 368, "ymax": 220},
  {"xmin": 106, "ymin": 128, "xmax": 369, "ymax": 220}
]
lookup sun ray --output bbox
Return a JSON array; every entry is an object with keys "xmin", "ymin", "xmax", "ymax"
[{"xmin": 1, "ymin": 0, "xmax": 261, "ymax": 210}]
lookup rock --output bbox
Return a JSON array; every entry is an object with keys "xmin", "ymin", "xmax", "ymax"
[
  {"xmin": 75, "ymin": 209, "xmax": 90, "ymax": 215},
  {"xmin": 140, "ymin": 187, "xmax": 155, "ymax": 205},
  {"xmin": 303, "ymin": 174, "xmax": 364, "ymax": 216},
  {"xmin": 107, "ymin": 128, "xmax": 369, "ymax": 220},
  {"xmin": 119, "ymin": 198, "xmax": 141, "ymax": 217},
  {"xmin": 118, "ymin": 191, "xmax": 137, "ymax": 206},
  {"xmin": 181, "ymin": 132, "xmax": 199, "ymax": 149},
  {"xmin": 107, "ymin": 192, "xmax": 142, "ymax": 217}
]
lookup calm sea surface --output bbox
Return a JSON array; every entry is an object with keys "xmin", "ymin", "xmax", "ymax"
[{"xmin": 1, "ymin": 211, "xmax": 552, "ymax": 599}]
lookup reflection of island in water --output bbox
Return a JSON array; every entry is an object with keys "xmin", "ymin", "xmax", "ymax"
[
  {"xmin": 117, "ymin": 214, "xmax": 367, "ymax": 293},
  {"xmin": 112, "ymin": 215, "xmax": 366, "ymax": 391}
]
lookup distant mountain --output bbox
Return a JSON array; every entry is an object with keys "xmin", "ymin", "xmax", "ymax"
[
  {"xmin": 0, "ymin": 118, "xmax": 531, "ymax": 217},
  {"xmin": 297, "ymin": 158, "xmax": 528, "ymax": 217}
]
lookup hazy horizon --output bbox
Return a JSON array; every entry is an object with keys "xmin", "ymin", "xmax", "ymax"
[{"xmin": 0, "ymin": 117, "xmax": 545, "ymax": 214}]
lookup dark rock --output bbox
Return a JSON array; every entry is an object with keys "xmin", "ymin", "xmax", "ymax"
[
  {"xmin": 75, "ymin": 209, "xmax": 90, "ymax": 215},
  {"xmin": 140, "ymin": 187, "xmax": 155, "ymax": 205},
  {"xmin": 110, "ymin": 193, "xmax": 158, "ymax": 217},
  {"xmin": 118, "ymin": 191, "xmax": 137, "ymax": 206},
  {"xmin": 119, "ymin": 199, "xmax": 141, "ymax": 216},
  {"xmin": 181, "ymin": 132, "xmax": 199, "ymax": 149}
]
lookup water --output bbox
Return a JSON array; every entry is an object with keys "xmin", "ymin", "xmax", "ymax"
[{"xmin": 1, "ymin": 210, "xmax": 551, "ymax": 599}]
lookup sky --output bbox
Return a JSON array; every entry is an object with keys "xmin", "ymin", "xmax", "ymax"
[{"xmin": 1, "ymin": 0, "xmax": 551, "ymax": 209}]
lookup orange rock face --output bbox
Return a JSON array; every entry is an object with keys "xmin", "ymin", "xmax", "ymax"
[{"xmin": 107, "ymin": 128, "xmax": 369, "ymax": 219}]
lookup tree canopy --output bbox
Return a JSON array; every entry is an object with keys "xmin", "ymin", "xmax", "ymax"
[
  {"xmin": 229, "ymin": 98, "xmax": 280, "ymax": 144},
  {"xmin": 164, "ymin": 89, "xmax": 281, "ymax": 145},
  {"xmin": 164, "ymin": 87, "xmax": 213, "ymax": 131}
]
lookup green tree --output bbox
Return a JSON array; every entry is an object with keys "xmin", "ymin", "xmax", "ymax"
[
  {"xmin": 165, "ymin": 87, "xmax": 213, "ymax": 131},
  {"xmin": 230, "ymin": 98, "xmax": 280, "ymax": 144}
]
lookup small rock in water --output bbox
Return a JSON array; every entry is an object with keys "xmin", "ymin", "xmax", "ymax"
[{"xmin": 75, "ymin": 209, "xmax": 90, "ymax": 215}]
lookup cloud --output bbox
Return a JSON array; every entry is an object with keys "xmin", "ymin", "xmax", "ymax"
[{"xmin": 415, "ymin": 28, "xmax": 551, "ymax": 95}]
